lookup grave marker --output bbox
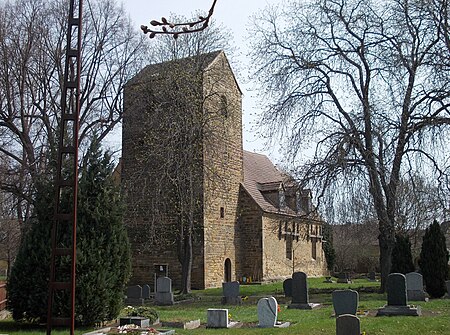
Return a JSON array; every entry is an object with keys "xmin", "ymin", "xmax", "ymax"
[
  {"xmin": 336, "ymin": 314, "xmax": 361, "ymax": 335},
  {"xmin": 377, "ymin": 273, "xmax": 421, "ymax": 316},
  {"xmin": 332, "ymin": 289, "xmax": 359, "ymax": 317},
  {"xmin": 406, "ymin": 272, "xmax": 426, "ymax": 301},
  {"xmin": 155, "ymin": 277, "xmax": 174, "ymax": 306},
  {"xmin": 288, "ymin": 272, "xmax": 320, "ymax": 309}
]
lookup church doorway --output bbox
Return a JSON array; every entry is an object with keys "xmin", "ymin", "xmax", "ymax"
[{"xmin": 224, "ymin": 258, "xmax": 232, "ymax": 282}]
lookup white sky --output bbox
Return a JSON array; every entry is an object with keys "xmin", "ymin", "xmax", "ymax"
[{"xmin": 110, "ymin": 0, "xmax": 283, "ymax": 162}]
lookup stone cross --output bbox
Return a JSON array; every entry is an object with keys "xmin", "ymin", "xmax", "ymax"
[
  {"xmin": 336, "ymin": 314, "xmax": 361, "ymax": 335},
  {"xmin": 257, "ymin": 297, "xmax": 278, "ymax": 327},
  {"xmin": 332, "ymin": 289, "xmax": 359, "ymax": 317}
]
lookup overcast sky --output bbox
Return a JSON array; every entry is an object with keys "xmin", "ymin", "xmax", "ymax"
[{"xmin": 115, "ymin": 0, "xmax": 282, "ymax": 161}]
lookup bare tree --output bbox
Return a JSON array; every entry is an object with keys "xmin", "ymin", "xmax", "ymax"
[
  {"xmin": 0, "ymin": 0, "xmax": 150, "ymax": 224},
  {"xmin": 249, "ymin": 0, "xmax": 450, "ymax": 291}
]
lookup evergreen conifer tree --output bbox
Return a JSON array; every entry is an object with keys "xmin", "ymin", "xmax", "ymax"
[
  {"xmin": 390, "ymin": 234, "xmax": 415, "ymax": 274},
  {"xmin": 75, "ymin": 141, "xmax": 131, "ymax": 325},
  {"xmin": 419, "ymin": 220, "xmax": 449, "ymax": 298},
  {"xmin": 322, "ymin": 223, "xmax": 336, "ymax": 272},
  {"xmin": 7, "ymin": 179, "xmax": 54, "ymax": 322},
  {"xmin": 7, "ymin": 142, "xmax": 131, "ymax": 325}
]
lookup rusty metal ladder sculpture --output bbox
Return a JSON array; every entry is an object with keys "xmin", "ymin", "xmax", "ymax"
[{"xmin": 46, "ymin": 1, "xmax": 83, "ymax": 334}]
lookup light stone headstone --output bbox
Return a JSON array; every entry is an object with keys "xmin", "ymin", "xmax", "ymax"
[
  {"xmin": 283, "ymin": 278, "xmax": 292, "ymax": 297},
  {"xmin": 332, "ymin": 289, "xmax": 359, "ymax": 317},
  {"xmin": 207, "ymin": 308, "xmax": 229, "ymax": 328},
  {"xmin": 155, "ymin": 277, "xmax": 174, "ymax": 305},
  {"xmin": 336, "ymin": 314, "xmax": 361, "ymax": 335},
  {"xmin": 157, "ymin": 277, "xmax": 172, "ymax": 293},
  {"xmin": 387, "ymin": 273, "xmax": 407, "ymax": 306},
  {"xmin": 406, "ymin": 272, "xmax": 426, "ymax": 301},
  {"xmin": 257, "ymin": 297, "xmax": 278, "ymax": 327}
]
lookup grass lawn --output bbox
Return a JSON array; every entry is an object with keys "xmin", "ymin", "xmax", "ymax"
[{"xmin": 1, "ymin": 277, "xmax": 450, "ymax": 335}]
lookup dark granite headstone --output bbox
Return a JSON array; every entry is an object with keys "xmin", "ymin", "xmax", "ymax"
[
  {"xmin": 337, "ymin": 272, "xmax": 351, "ymax": 283},
  {"xmin": 288, "ymin": 272, "xmax": 320, "ymax": 309},
  {"xmin": 142, "ymin": 284, "xmax": 151, "ymax": 299},
  {"xmin": 221, "ymin": 281, "xmax": 242, "ymax": 305},
  {"xmin": 332, "ymin": 290, "xmax": 359, "ymax": 317},
  {"xmin": 291, "ymin": 272, "xmax": 308, "ymax": 304},
  {"xmin": 223, "ymin": 281, "xmax": 240, "ymax": 298},
  {"xmin": 126, "ymin": 285, "xmax": 142, "ymax": 299},
  {"xmin": 387, "ymin": 273, "xmax": 407, "ymax": 306},
  {"xmin": 283, "ymin": 278, "xmax": 292, "ymax": 297},
  {"xmin": 377, "ymin": 273, "xmax": 421, "ymax": 316},
  {"xmin": 368, "ymin": 272, "xmax": 376, "ymax": 281},
  {"xmin": 336, "ymin": 314, "xmax": 360, "ymax": 335}
]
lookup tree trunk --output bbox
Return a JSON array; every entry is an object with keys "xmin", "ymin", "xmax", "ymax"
[
  {"xmin": 378, "ymin": 223, "xmax": 396, "ymax": 292},
  {"xmin": 180, "ymin": 233, "xmax": 193, "ymax": 294}
]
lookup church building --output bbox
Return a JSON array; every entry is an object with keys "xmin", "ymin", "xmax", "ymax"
[{"xmin": 120, "ymin": 50, "xmax": 327, "ymax": 289}]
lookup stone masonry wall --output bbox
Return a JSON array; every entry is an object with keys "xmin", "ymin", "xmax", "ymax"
[
  {"xmin": 121, "ymin": 63, "xmax": 206, "ymax": 289},
  {"xmin": 202, "ymin": 52, "xmax": 243, "ymax": 288},
  {"xmin": 235, "ymin": 188, "xmax": 263, "ymax": 282},
  {"xmin": 261, "ymin": 214, "xmax": 327, "ymax": 281}
]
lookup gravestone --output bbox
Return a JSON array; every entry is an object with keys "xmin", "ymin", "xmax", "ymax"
[
  {"xmin": 206, "ymin": 308, "xmax": 240, "ymax": 328},
  {"xmin": 125, "ymin": 285, "xmax": 144, "ymax": 305},
  {"xmin": 337, "ymin": 272, "xmax": 351, "ymax": 283},
  {"xmin": 283, "ymin": 278, "xmax": 292, "ymax": 297},
  {"xmin": 257, "ymin": 297, "xmax": 277, "ymax": 327},
  {"xmin": 368, "ymin": 272, "xmax": 377, "ymax": 281},
  {"xmin": 155, "ymin": 277, "xmax": 174, "ymax": 306},
  {"xmin": 332, "ymin": 289, "xmax": 359, "ymax": 317},
  {"xmin": 377, "ymin": 273, "xmax": 421, "ymax": 316},
  {"xmin": 257, "ymin": 296, "xmax": 290, "ymax": 328},
  {"xmin": 446, "ymin": 280, "xmax": 450, "ymax": 298},
  {"xmin": 142, "ymin": 284, "xmax": 151, "ymax": 300},
  {"xmin": 336, "ymin": 314, "xmax": 360, "ymax": 335},
  {"xmin": 288, "ymin": 272, "xmax": 320, "ymax": 309},
  {"xmin": 221, "ymin": 281, "xmax": 242, "ymax": 305},
  {"xmin": 406, "ymin": 272, "xmax": 426, "ymax": 301}
]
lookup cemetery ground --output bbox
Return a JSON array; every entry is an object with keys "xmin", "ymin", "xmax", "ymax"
[{"xmin": 1, "ymin": 277, "xmax": 449, "ymax": 335}]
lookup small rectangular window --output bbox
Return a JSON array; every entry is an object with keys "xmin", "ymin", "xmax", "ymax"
[{"xmin": 220, "ymin": 207, "xmax": 224, "ymax": 218}]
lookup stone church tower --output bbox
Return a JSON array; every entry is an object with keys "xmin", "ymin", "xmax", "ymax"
[
  {"xmin": 121, "ymin": 50, "xmax": 327, "ymax": 290},
  {"xmin": 121, "ymin": 51, "xmax": 243, "ymax": 289}
]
